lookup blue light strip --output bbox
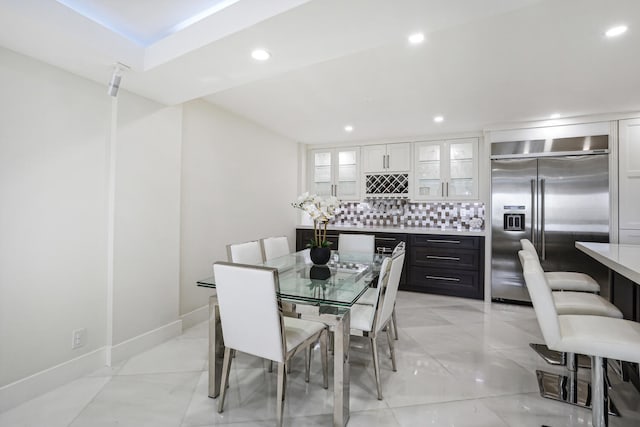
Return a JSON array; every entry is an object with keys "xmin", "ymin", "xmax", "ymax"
[{"xmin": 56, "ymin": 0, "xmax": 241, "ymax": 47}]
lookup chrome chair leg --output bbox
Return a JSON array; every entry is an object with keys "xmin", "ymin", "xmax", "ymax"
[
  {"xmin": 567, "ymin": 352, "xmax": 578, "ymax": 404},
  {"xmin": 276, "ymin": 362, "xmax": 286, "ymax": 427},
  {"xmin": 592, "ymin": 355, "xmax": 609, "ymax": 427},
  {"xmin": 304, "ymin": 346, "xmax": 311, "ymax": 383},
  {"xmin": 218, "ymin": 347, "xmax": 233, "ymax": 413},
  {"xmin": 370, "ymin": 337, "xmax": 383, "ymax": 400},
  {"xmin": 386, "ymin": 324, "xmax": 397, "ymax": 372},
  {"xmin": 321, "ymin": 331, "xmax": 329, "ymax": 389},
  {"xmin": 391, "ymin": 306, "xmax": 399, "ymax": 340}
]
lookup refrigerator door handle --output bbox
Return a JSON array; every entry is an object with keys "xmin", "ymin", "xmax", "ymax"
[
  {"xmin": 530, "ymin": 179, "xmax": 536, "ymax": 246},
  {"xmin": 540, "ymin": 178, "xmax": 546, "ymax": 260}
]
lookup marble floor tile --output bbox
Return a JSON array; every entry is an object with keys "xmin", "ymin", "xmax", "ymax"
[
  {"xmin": 69, "ymin": 372, "xmax": 200, "ymax": 427},
  {"xmin": 4, "ymin": 291, "xmax": 640, "ymax": 427},
  {"xmin": 392, "ymin": 399, "xmax": 510, "ymax": 427},
  {"xmin": 0, "ymin": 376, "xmax": 111, "ymax": 427},
  {"xmin": 117, "ymin": 337, "xmax": 208, "ymax": 376}
]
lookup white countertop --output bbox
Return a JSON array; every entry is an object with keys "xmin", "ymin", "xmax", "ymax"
[
  {"xmin": 297, "ymin": 224, "xmax": 486, "ymax": 237},
  {"xmin": 576, "ymin": 242, "xmax": 640, "ymax": 284}
]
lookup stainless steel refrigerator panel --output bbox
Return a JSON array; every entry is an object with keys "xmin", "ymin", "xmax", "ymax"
[
  {"xmin": 491, "ymin": 158, "xmax": 537, "ymax": 302},
  {"xmin": 537, "ymin": 155, "xmax": 610, "ymax": 298}
]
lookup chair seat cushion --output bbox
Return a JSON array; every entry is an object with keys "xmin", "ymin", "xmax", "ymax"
[
  {"xmin": 556, "ymin": 315, "xmax": 640, "ymax": 363},
  {"xmin": 355, "ymin": 287, "xmax": 377, "ymax": 306},
  {"xmin": 545, "ymin": 272, "xmax": 600, "ymax": 292},
  {"xmin": 553, "ymin": 292, "xmax": 623, "ymax": 318},
  {"xmin": 349, "ymin": 304, "xmax": 375, "ymax": 333},
  {"xmin": 283, "ymin": 317, "xmax": 325, "ymax": 350}
]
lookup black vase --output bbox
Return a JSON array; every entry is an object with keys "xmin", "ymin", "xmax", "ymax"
[
  {"xmin": 310, "ymin": 265, "xmax": 331, "ymax": 280},
  {"xmin": 309, "ymin": 247, "xmax": 331, "ymax": 265}
]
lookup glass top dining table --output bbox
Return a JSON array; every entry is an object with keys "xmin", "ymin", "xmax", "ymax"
[
  {"xmin": 197, "ymin": 249, "xmax": 388, "ymax": 427},
  {"xmin": 197, "ymin": 249, "xmax": 387, "ymax": 307}
]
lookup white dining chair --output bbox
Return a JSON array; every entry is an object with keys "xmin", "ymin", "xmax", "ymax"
[
  {"xmin": 261, "ymin": 236, "xmax": 291, "ymax": 261},
  {"xmin": 356, "ymin": 241, "xmax": 404, "ymax": 340},
  {"xmin": 349, "ymin": 250, "xmax": 405, "ymax": 400},
  {"xmin": 338, "ymin": 233, "xmax": 375, "ymax": 254},
  {"xmin": 213, "ymin": 262, "xmax": 328, "ymax": 427},
  {"xmin": 227, "ymin": 240, "xmax": 264, "ymax": 265}
]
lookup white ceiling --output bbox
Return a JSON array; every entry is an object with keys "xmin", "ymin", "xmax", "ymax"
[{"xmin": 1, "ymin": 0, "xmax": 639, "ymax": 144}]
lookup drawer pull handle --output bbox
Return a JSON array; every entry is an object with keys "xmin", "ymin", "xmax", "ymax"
[
  {"xmin": 426, "ymin": 255, "xmax": 460, "ymax": 261},
  {"xmin": 377, "ymin": 247, "xmax": 393, "ymax": 253},
  {"xmin": 426, "ymin": 239, "xmax": 461, "ymax": 244},
  {"xmin": 426, "ymin": 275, "xmax": 460, "ymax": 282},
  {"xmin": 376, "ymin": 237, "xmax": 397, "ymax": 241}
]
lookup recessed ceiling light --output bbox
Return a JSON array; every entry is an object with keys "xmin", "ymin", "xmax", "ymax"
[
  {"xmin": 344, "ymin": 125, "xmax": 354, "ymax": 133},
  {"xmin": 433, "ymin": 115, "xmax": 444, "ymax": 123},
  {"xmin": 605, "ymin": 25, "xmax": 628, "ymax": 38},
  {"xmin": 550, "ymin": 113, "xmax": 561, "ymax": 119},
  {"xmin": 408, "ymin": 32, "xmax": 425, "ymax": 45},
  {"xmin": 251, "ymin": 49, "xmax": 271, "ymax": 61}
]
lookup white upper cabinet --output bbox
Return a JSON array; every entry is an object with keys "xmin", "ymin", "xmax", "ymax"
[
  {"xmin": 619, "ymin": 118, "xmax": 640, "ymax": 230},
  {"xmin": 308, "ymin": 147, "xmax": 360, "ymax": 200},
  {"xmin": 413, "ymin": 138, "xmax": 478, "ymax": 200},
  {"xmin": 362, "ymin": 142, "xmax": 411, "ymax": 173}
]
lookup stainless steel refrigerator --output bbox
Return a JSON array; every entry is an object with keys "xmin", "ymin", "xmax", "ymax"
[{"xmin": 491, "ymin": 135, "xmax": 610, "ymax": 303}]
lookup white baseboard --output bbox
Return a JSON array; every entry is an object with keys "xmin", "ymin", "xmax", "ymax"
[
  {"xmin": 0, "ymin": 347, "xmax": 107, "ymax": 413},
  {"xmin": 0, "ymin": 319, "xmax": 184, "ymax": 412},
  {"xmin": 180, "ymin": 304, "xmax": 209, "ymax": 330},
  {"xmin": 109, "ymin": 320, "xmax": 182, "ymax": 365}
]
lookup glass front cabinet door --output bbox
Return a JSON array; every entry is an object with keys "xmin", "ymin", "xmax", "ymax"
[
  {"xmin": 413, "ymin": 138, "xmax": 478, "ymax": 200},
  {"xmin": 308, "ymin": 148, "xmax": 360, "ymax": 200}
]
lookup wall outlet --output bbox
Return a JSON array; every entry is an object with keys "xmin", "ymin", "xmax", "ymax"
[{"xmin": 71, "ymin": 328, "xmax": 86, "ymax": 349}]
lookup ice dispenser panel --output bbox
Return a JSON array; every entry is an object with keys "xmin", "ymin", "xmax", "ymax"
[{"xmin": 504, "ymin": 213, "xmax": 525, "ymax": 231}]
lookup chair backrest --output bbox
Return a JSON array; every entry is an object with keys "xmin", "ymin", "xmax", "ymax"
[
  {"xmin": 520, "ymin": 238, "xmax": 539, "ymax": 258},
  {"xmin": 261, "ymin": 236, "xmax": 290, "ymax": 261},
  {"xmin": 518, "ymin": 250, "xmax": 562, "ymax": 348},
  {"xmin": 392, "ymin": 241, "xmax": 406, "ymax": 255},
  {"xmin": 213, "ymin": 262, "xmax": 285, "ymax": 363},
  {"xmin": 227, "ymin": 240, "xmax": 263, "ymax": 265},
  {"xmin": 338, "ymin": 234, "xmax": 375, "ymax": 254},
  {"xmin": 373, "ymin": 251, "xmax": 405, "ymax": 334}
]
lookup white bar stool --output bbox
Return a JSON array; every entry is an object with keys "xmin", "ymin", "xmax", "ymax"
[
  {"xmin": 521, "ymin": 253, "xmax": 640, "ymax": 427},
  {"xmin": 521, "ymin": 239, "xmax": 602, "ymax": 367},
  {"xmin": 519, "ymin": 251, "xmax": 622, "ymax": 414},
  {"xmin": 521, "ymin": 239, "xmax": 600, "ymax": 292}
]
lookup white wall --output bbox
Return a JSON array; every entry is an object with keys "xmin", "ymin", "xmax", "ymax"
[
  {"xmin": 0, "ymin": 47, "xmax": 301, "ymax": 409},
  {"xmin": 0, "ymin": 48, "xmax": 109, "ymax": 386},
  {"xmin": 0, "ymin": 47, "xmax": 184, "ymax": 409},
  {"xmin": 179, "ymin": 100, "xmax": 300, "ymax": 317},
  {"xmin": 111, "ymin": 94, "xmax": 182, "ymax": 347}
]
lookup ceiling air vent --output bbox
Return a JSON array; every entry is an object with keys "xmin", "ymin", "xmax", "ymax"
[{"xmin": 365, "ymin": 173, "xmax": 409, "ymax": 196}]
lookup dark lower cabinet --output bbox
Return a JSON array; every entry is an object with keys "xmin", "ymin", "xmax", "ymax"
[
  {"xmin": 406, "ymin": 234, "xmax": 485, "ymax": 300},
  {"xmin": 610, "ymin": 272, "xmax": 640, "ymax": 391},
  {"xmin": 295, "ymin": 228, "xmax": 484, "ymax": 299},
  {"xmin": 296, "ymin": 228, "xmax": 340, "ymax": 251}
]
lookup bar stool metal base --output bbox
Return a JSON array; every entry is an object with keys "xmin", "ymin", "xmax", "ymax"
[
  {"xmin": 535, "ymin": 370, "xmax": 619, "ymax": 416},
  {"xmin": 530, "ymin": 343, "xmax": 591, "ymax": 368}
]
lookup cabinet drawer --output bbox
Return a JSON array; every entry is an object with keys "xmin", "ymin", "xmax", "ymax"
[
  {"xmin": 410, "ymin": 234, "xmax": 479, "ymax": 249},
  {"xmin": 374, "ymin": 233, "xmax": 407, "ymax": 255},
  {"xmin": 410, "ymin": 247, "xmax": 478, "ymax": 270},
  {"xmin": 407, "ymin": 267, "xmax": 483, "ymax": 299}
]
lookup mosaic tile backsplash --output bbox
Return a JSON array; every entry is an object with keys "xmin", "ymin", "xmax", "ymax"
[{"xmin": 330, "ymin": 198, "xmax": 486, "ymax": 230}]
